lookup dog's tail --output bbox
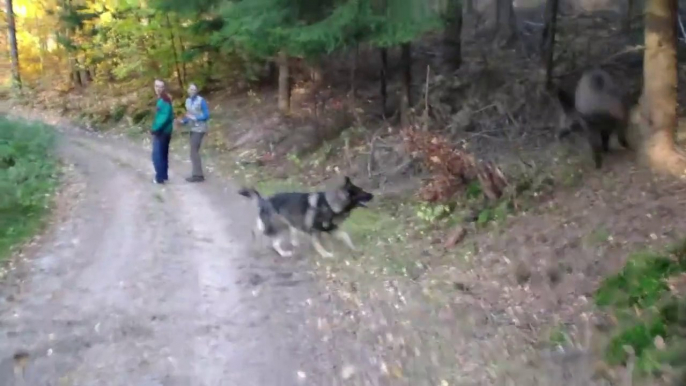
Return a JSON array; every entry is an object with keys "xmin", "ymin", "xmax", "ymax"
[{"xmin": 238, "ymin": 187, "xmax": 262, "ymax": 201}]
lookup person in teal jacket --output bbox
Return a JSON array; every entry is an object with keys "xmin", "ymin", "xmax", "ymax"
[{"xmin": 151, "ymin": 79, "xmax": 174, "ymax": 184}]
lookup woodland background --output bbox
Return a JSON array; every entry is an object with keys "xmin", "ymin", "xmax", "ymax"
[{"xmin": 3, "ymin": 0, "xmax": 686, "ymax": 384}]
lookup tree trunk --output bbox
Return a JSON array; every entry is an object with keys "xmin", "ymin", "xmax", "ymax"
[
  {"xmin": 624, "ymin": 0, "xmax": 636, "ymax": 32},
  {"xmin": 6, "ymin": 0, "xmax": 22, "ymax": 92},
  {"xmin": 166, "ymin": 14, "xmax": 184, "ymax": 91},
  {"xmin": 70, "ymin": 57, "xmax": 82, "ymax": 87},
  {"xmin": 400, "ymin": 43, "xmax": 413, "ymax": 127},
  {"xmin": 379, "ymin": 47, "xmax": 388, "ymax": 118},
  {"xmin": 495, "ymin": 0, "xmax": 517, "ymax": 43},
  {"xmin": 176, "ymin": 15, "xmax": 188, "ymax": 85},
  {"xmin": 350, "ymin": 43, "xmax": 359, "ymax": 99},
  {"xmin": 39, "ymin": 37, "xmax": 47, "ymax": 76},
  {"xmin": 267, "ymin": 60, "xmax": 278, "ymax": 83},
  {"xmin": 442, "ymin": 0, "xmax": 463, "ymax": 71},
  {"xmin": 465, "ymin": 0, "xmax": 474, "ymax": 14},
  {"xmin": 641, "ymin": 0, "xmax": 686, "ymax": 175},
  {"xmin": 542, "ymin": 0, "xmax": 559, "ymax": 87},
  {"xmin": 277, "ymin": 50, "xmax": 290, "ymax": 114},
  {"xmin": 310, "ymin": 60, "xmax": 324, "ymax": 88}
]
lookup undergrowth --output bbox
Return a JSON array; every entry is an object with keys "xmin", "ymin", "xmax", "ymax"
[
  {"xmin": 0, "ymin": 115, "xmax": 59, "ymax": 262},
  {"xmin": 594, "ymin": 239, "xmax": 686, "ymax": 379}
]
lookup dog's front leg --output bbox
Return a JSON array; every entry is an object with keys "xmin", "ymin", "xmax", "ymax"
[
  {"xmin": 272, "ymin": 235, "xmax": 293, "ymax": 257},
  {"xmin": 333, "ymin": 230, "xmax": 356, "ymax": 251},
  {"xmin": 289, "ymin": 226, "xmax": 300, "ymax": 247},
  {"xmin": 311, "ymin": 234, "xmax": 334, "ymax": 258}
]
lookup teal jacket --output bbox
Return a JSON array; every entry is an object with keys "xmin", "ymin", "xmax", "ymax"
[{"xmin": 151, "ymin": 95, "xmax": 174, "ymax": 135}]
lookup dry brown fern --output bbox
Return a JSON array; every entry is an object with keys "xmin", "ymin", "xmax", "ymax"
[{"xmin": 401, "ymin": 126, "xmax": 508, "ymax": 202}]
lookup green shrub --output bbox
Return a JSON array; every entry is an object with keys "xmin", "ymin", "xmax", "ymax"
[
  {"xmin": 595, "ymin": 239, "xmax": 686, "ymax": 377},
  {"xmin": 0, "ymin": 115, "xmax": 59, "ymax": 261}
]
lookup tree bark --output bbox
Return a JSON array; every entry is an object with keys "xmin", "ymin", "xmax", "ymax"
[
  {"xmin": 623, "ymin": 0, "xmax": 636, "ymax": 32},
  {"xmin": 379, "ymin": 47, "xmax": 388, "ymax": 118},
  {"xmin": 277, "ymin": 50, "xmax": 291, "ymax": 114},
  {"xmin": 175, "ymin": 15, "xmax": 188, "ymax": 85},
  {"xmin": 464, "ymin": 0, "xmax": 473, "ymax": 15},
  {"xmin": 310, "ymin": 60, "xmax": 324, "ymax": 88},
  {"xmin": 70, "ymin": 57, "xmax": 82, "ymax": 87},
  {"xmin": 442, "ymin": 0, "xmax": 463, "ymax": 71},
  {"xmin": 350, "ymin": 43, "xmax": 358, "ymax": 99},
  {"xmin": 6, "ymin": 0, "xmax": 22, "ymax": 92},
  {"xmin": 495, "ymin": 0, "xmax": 517, "ymax": 43},
  {"xmin": 400, "ymin": 43, "xmax": 412, "ymax": 127},
  {"xmin": 640, "ymin": 0, "xmax": 686, "ymax": 175},
  {"xmin": 166, "ymin": 14, "xmax": 184, "ymax": 91},
  {"xmin": 542, "ymin": 0, "xmax": 559, "ymax": 87}
]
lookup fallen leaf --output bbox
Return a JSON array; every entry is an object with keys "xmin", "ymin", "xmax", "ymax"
[{"xmin": 444, "ymin": 226, "xmax": 467, "ymax": 248}]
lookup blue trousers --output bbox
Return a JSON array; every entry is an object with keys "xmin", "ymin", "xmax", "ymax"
[{"xmin": 151, "ymin": 132, "xmax": 171, "ymax": 182}]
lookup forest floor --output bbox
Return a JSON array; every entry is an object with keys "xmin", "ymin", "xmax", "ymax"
[{"xmin": 2, "ymin": 83, "xmax": 686, "ymax": 385}]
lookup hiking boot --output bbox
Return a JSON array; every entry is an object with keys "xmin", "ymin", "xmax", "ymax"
[{"xmin": 185, "ymin": 175, "xmax": 205, "ymax": 183}]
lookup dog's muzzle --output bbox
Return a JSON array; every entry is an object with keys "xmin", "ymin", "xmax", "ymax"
[{"xmin": 355, "ymin": 193, "xmax": 374, "ymax": 208}]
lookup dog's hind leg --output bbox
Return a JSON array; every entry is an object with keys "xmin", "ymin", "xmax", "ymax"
[
  {"xmin": 333, "ymin": 230, "xmax": 357, "ymax": 251},
  {"xmin": 311, "ymin": 234, "xmax": 334, "ymax": 258}
]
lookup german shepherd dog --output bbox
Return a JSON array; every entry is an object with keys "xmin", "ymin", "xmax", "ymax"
[
  {"xmin": 238, "ymin": 176, "xmax": 374, "ymax": 257},
  {"xmin": 556, "ymin": 67, "xmax": 631, "ymax": 169}
]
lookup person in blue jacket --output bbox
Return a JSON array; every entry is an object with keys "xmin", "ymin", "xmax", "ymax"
[
  {"xmin": 177, "ymin": 83, "xmax": 210, "ymax": 183},
  {"xmin": 151, "ymin": 79, "xmax": 174, "ymax": 184}
]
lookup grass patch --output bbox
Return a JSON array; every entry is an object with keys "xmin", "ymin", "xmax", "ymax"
[
  {"xmin": 0, "ymin": 115, "xmax": 59, "ymax": 261},
  {"xmin": 594, "ymin": 239, "xmax": 686, "ymax": 378}
]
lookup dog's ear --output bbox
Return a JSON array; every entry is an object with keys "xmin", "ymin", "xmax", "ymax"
[{"xmin": 332, "ymin": 175, "xmax": 350, "ymax": 188}]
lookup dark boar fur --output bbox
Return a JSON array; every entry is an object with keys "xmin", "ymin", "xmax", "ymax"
[{"xmin": 556, "ymin": 67, "xmax": 630, "ymax": 169}]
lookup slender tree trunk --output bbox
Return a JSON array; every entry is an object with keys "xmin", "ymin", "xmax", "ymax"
[
  {"xmin": 310, "ymin": 60, "xmax": 323, "ymax": 88},
  {"xmin": 400, "ymin": 43, "xmax": 413, "ymax": 126},
  {"xmin": 176, "ymin": 18, "xmax": 188, "ymax": 85},
  {"xmin": 542, "ymin": 0, "xmax": 559, "ymax": 87},
  {"xmin": 443, "ymin": 0, "xmax": 463, "ymax": 70},
  {"xmin": 640, "ymin": 0, "xmax": 686, "ymax": 175},
  {"xmin": 379, "ymin": 47, "xmax": 388, "ymax": 118},
  {"xmin": 39, "ymin": 37, "xmax": 47, "ymax": 76},
  {"xmin": 6, "ymin": 0, "xmax": 22, "ymax": 92},
  {"xmin": 70, "ymin": 57, "xmax": 82, "ymax": 87},
  {"xmin": 464, "ymin": 0, "xmax": 473, "ymax": 14},
  {"xmin": 277, "ymin": 50, "xmax": 290, "ymax": 114},
  {"xmin": 350, "ymin": 43, "xmax": 359, "ymax": 99},
  {"xmin": 166, "ymin": 14, "xmax": 184, "ymax": 91},
  {"xmin": 624, "ymin": 0, "xmax": 636, "ymax": 32},
  {"xmin": 268, "ymin": 60, "xmax": 278, "ymax": 84},
  {"xmin": 78, "ymin": 54, "xmax": 90, "ymax": 86},
  {"xmin": 495, "ymin": 0, "xmax": 517, "ymax": 43}
]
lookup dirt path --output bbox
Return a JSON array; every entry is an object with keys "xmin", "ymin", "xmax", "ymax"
[{"xmin": 0, "ymin": 125, "xmax": 381, "ymax": 386}]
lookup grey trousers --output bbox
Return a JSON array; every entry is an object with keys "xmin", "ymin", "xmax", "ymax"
[{"xmin": 190, "ymin": 131, "xmax": 205, "ymax": 177}]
